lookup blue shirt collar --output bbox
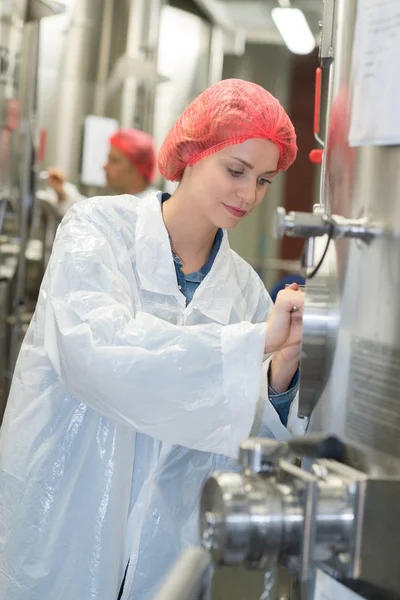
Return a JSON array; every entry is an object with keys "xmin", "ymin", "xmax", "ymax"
[{"xmin": 160, "ymin": 192, "xmax": 223, "ymax": 278}]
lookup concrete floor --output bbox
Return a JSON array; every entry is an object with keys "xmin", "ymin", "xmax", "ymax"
[
  {"xmin": 213, "ymin": 567, "xmax": 265, "ymax": 600},
  {"xmin": 212, "ymin": 566, "xmax": 294, "ymax": 600}
]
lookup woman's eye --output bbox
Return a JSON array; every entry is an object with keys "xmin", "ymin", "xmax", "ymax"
[
  {"xmin": 258, "ymin": 178, "xmax": 272, "ymax": 186},
  {"xmin": 228, "ymin": 168, "xmax": 243, "ymax": 178}
]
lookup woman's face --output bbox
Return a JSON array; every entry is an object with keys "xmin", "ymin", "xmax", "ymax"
[
  {"xmin": 182, "ymin": 138, "xmax": 280, "ymax": 230},
  {"xmin": 104, "ymin": 146, "xmax": 140, "ymax": 194}
]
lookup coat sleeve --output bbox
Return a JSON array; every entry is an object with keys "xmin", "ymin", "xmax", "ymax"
[
  {"xmin": 43, "ymin": 209, "xmax": 267, "ymax": 458},
  {"xmin": 56, "ymin": 182, "xmax": 87, "ymax": 217}
]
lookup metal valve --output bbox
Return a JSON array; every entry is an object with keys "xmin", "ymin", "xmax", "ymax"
[
  {"xmin": 239, "ymin": 438, "xmax": 280, "ymax": 473},
  {"xmin": 273, "ymin": 207, "xmax": 381, "ymax": 244},
  {"xmin": 200, "ymin": 436, "xmax": 352, "ymax": 573},
  {"xmin": 273, "ymin": 207, "xmax": 330, "ymax": 240}
]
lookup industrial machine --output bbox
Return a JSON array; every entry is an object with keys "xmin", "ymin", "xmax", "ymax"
[
  {"xmin": 0, "ymin": 0, "xmax": 65, "ymax": 419},
  {"xmin": 155, "ymin": 0, "xmax": 400, "ymax": 598}
]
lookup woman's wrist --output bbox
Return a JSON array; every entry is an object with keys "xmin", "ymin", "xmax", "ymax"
[
  {"xmin": 269, "ymin": 354, "xmax": 299, "ymax": 394},
  {"xmin": 57, "ymin": 189, "xmax": 67, "ymax": 204},
  {"xmin": 264, "ymin": 322, "xmax": 279, "ymax": 354}
]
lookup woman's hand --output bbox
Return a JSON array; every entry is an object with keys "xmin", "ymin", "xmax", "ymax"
[
  {"xmin": 264, "ymin": 283, "xmax": 304, "ymax": 354},
  {"xmin": 47, "ymin": 167, "xmax": 67, "ymax": 202},
  {"xmin": 266, "ymin": 283, "xmax": 304, "ymax": 393}
]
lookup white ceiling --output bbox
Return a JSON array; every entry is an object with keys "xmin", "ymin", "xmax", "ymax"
[{"xmin": 214, "ymin": 0, "xmax": 323, "ymax": 44}]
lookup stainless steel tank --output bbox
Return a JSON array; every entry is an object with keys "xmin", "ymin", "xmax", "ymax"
[
  {"xmin": 156, "ymin": 1, "xmax": 400, "ymax": 598},
  {"xmin": 0, "ymin": 0, "xmax": 64, "ymax": 420},
  {"xmin": 0, "ymin": 0, "xmax": 27, "ymax": 209},
  {"xmin": 294, "ymin": 0, "xmax": 400, "ymax": 478},
  {"xmin": 0, "ymin": 0, "xmax": 28, "ymax": 419},
  {"xmin": 43, "ymin": 0, "xmax": 166, "ymax": 191}
]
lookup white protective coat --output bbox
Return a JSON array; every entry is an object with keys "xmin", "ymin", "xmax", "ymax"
[{"xmin": 0, "ymin": 193, "xmax": 305, "ymax": 600}]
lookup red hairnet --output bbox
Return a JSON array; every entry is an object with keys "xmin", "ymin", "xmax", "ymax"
[
  {"xmin": 109, "ymin": 129, "xmax": 156, "ymax": 183},
  {"xmin": 158, "ymin": 78, "xmax": 297, "ymax": 182}
]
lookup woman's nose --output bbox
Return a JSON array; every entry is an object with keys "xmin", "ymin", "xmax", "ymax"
[{"xmin": 237, "ymin": 182, "xmax": 257, "ymax": 205}]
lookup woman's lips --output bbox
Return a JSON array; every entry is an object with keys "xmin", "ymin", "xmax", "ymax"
[{"xmin": 222, "ymin": 204, "xmax": 247, "ymax": 218}]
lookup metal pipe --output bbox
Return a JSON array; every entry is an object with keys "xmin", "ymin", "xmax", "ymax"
[
  {"xmin": 93, "ymin": 0, "xmax": 115, "ymax": 115},
  {"xmin": 9, "ymin": 20, "xmax": 40, "ymax": 371},
  {"xmin": 120, "ymin": 0, "xmax": 146, "ymax": 128},
  {"xmin": 208, "ymin": 26, "xmax": 224, "ymax": 85},
  {"xmin": 140, "ymin": 0, "xmax": 165, "ymax": 134}
]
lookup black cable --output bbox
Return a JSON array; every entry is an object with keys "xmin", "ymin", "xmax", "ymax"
[{"xmin": 306, "ymin": 218, "xmax": 335, "ymax": 280}]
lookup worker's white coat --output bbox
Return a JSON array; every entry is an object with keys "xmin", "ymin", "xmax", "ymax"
[{"xmin": 0, "ymin": 193, "xmax": 305, "ymax": 599}]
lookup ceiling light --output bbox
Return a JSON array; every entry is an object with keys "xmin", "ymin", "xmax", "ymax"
[{"xmin": 271, "ymin": 7, "xmax": 316, "ymax": 55}]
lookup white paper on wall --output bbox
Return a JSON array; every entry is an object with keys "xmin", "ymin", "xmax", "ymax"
[
  {"xmin": 81, "ymin": 115, "xmax": 119, "ymax": 187},
  {"xmin": 349, "ymin": 0, "xmax": 400, "ymax": 147}
]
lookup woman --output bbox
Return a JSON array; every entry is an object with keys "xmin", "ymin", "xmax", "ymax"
[
  {"xmin": 44, "ymin": 128, "xmax": 157, "ymax": 218},
  {"xmin": 0, "ymin": 79, "xmax": 305, "ymax": 600}
]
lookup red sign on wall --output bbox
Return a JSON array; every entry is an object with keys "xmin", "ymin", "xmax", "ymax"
[
  {"xmin": 6, "ymin": 98, "xmax": 19, "ymax": 131},
  {"xmin": 38, "ymin": 129, "xmax": 48, "ymax": 162}
]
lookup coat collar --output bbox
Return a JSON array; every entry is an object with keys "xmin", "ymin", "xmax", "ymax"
[
  {"xmin": 134, "ymin": 192, "xmax": 179, "ymax": 299},
  {"xmin": 184, "ymin": 234, "xmax": 236, "ymax": 324},
  {"xmin": 134, "ymin": 193, "xmax": 240, "ymax": 324}
]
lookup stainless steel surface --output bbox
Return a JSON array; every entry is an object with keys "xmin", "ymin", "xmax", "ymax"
[
  {"xmin": 0, "ymin": 280, "xmax": 9, "ymax": 417},
  {"xmin": 304, "ymin": 237, "xmax": 315, "ymax": 269},
  {"xmin": 200, "ymin": 449, "xmax": 359, "ymax": 590},
  {"xmin": 239, "ymin": 438, "xmax": 280, "ymax": 473},
  {"xmin": 8, "ymin": 18, "xmax": 41, "ymax": 370},
  {"xmin": 0, "ymin": 1, "xmax": 26, "ymax": 206},
  {"xmin": 166, "ymin": 1, "xmax": 400, "ymax": 598},
  {"xmin": 199, "ymin": 436, "xmax": 400, "ymax": 598},
  {"xmin": 273, "ymin": 207, "xmax": 380, "ymax": 244},
  {"xmin": 272, "ymin": 0, "xmax": 400, "ymax": 476},
  {"xmin": 42, "ymin": 0, "xmax": 165, "ymax": 189},
  {"xmin": 0, "ymin": 267, "xmax": 16, "ymax": 423},
  {"xmin": 92, "ymin": 0, "xmax": 114, "ymax": 116},
  {"xmin": 235, "ymin": 0, "xmax": 400, "ymax": 594},
  {"xmin": 274, "ymin": 208, "xmax": 330, "ymax": 240},
  {"xmin": 318, "ymin": 0, "xmax": 335, "ymax": 66},
  {"xmin": 36, "ymin": 196, "xmax": 60, "ymax": 270},
  {"xmin": 201, "ymin": 471, "xmax": 285, "ymax": 569},
  {"xmin": 0, "ymin": 237, "xmax": 19, "ymax": 421},
  {"xmin": 0, "ymin": 0, "xmax": 28, "ymax": 416},
  {"xmin": 119, "ymin": 0, "xmax": 146, "ymax": 129},
  {"xmin": 273, "ymin": 0, "xmax": 400, "ymax": 472},
  {"xmin": 0, "ymin": 0, "xmax": 62, "ymax": 416},
  {"xmin": 43, "ymin": 0, "xmax": 108, "ymax": 185},
  {"xmin": 153, "ymin": 547, "xmax": 212, "ymax": 600},
  {"xmin": 103, "ymin": 0, "xmax": 165, "ymax": 135},
  {"xmin": 307, "ymin": 0, "xmax": 400, "ymax": 475},
  {"xmin": 349, "ymin": 478, "xmax": 400, "ymax": 594},
  {"xmin": 299, "ymin": 235, "xmax": 339, "ymax": 418},
  {"xmin": 153, "ymin": 6, "xmax": 213, "ymax": 154},
  {"xmin": 138, "ymin": 0, "xmax": 165, "ymax": 134},
  {"xmin": 208, "ymin": 26, "xmax": 224, "ymax": 85}
]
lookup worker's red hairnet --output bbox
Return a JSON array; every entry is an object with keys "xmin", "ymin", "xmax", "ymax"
[
  {"xmin": 158, "ymin": 78, "xmax": 297, "ymax": 182},
  {"xmin": 109, "ymin": 129, "xmax": 157, "ymax": 183}
]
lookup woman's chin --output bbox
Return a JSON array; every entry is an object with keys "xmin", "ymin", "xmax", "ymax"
[{"xmin": 212, "ymin": 207, "xmax": 244, "ymax": 230}]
